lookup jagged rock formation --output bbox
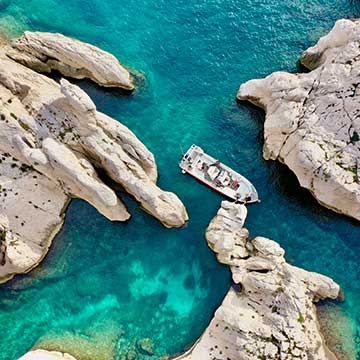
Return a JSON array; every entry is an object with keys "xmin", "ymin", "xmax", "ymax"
[
  {"xmin": 175, "ymin": 201, "xmax": 340, "ymax": 360},
  {"xmin": 6, "ymin": 31, "xmax": 134, "ymax": 90},
  {"xmin": 237, "ymin": 19, "xmax": 360, "ymax": 220},
  {"xmin": 0, "ymin": 35, "xmax": 187, "ymax": 283},
  {"xmin": 19, "ymin": 349, "xmax": 77, "ymax": 360}
]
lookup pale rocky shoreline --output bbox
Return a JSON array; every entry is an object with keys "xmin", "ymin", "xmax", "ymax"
[
  {"xmin": 172, "ymin": 201, "xmax": 341, "ymax": 360},
  {"xmin": 237, "ymin": 19, "xmax": 360, "ymax": 221},
  {"xmin": 0, "ymin": 31, "xmax": 188, "ymax": 284},
  {"xmin": 11, "ymin": 23, "xmax": 347, "ymax": 360}
]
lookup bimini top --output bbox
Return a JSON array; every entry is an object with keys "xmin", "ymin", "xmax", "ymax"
[{"xmin": 179, "ymin": 144, "xmax": 259, "ymax": 204}]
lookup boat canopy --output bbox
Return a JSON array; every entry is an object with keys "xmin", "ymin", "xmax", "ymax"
[{"xmin": 207, "ymin": 165, "xmax": 220, "ymax": 181}]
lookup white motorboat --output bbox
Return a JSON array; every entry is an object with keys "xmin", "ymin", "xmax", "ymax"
[{"xmin": 179, "ymin": 144, "xmax": 259, "ymax": 204}]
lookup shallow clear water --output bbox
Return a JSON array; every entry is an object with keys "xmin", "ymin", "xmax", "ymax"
[{"xmin": 0, "ymin": 0, "xmax": 359, "ymax": 359}]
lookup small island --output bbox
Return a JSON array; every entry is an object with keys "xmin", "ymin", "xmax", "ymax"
[{"xmin": 238, "ymin": 19, "xmax": 360, "ymax": 221}]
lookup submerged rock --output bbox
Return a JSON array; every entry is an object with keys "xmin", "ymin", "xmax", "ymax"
[
  {"xmin": 136, "ymin": 338, "xmax": 155, "ymax": 355},
  {"xmin": 237, "ymin": 19, "xmax": 360, "ymax": 221},
  {"xmin": 18, "ymin": 349, "xmax": 77, "ymax": 360},
  {"xmin": 0, "ymin": 33, "xmax": 187, "ymax": 283},
  {"xmin": 7, "ymin": 31, "xmax": 134, "ymax": 90},
  {"xmin": 175, "ymin": 201, "xmax": 340, "ymax": 360},
  {"xmin": 126, "ymin": 350, "xmax": 137, "ymax": 360}
]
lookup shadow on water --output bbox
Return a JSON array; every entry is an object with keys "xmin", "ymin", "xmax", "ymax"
[{"xmin": 236, "ymin": 100, "xmax": 266, "ymax": 131}]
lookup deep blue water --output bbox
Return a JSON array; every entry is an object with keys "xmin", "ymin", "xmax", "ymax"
[{"xmin": 0, "ymin": 0, "xmax": 359, "ymax": 359}]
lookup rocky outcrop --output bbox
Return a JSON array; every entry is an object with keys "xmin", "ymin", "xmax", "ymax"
[
  {"xmin": 6, "ymin": 31, "xmax": 134, "ymax": 90},
  {"xmin": 0, "ymin": 184, "xmax": 68, "ymax": 283},
  {"xmin": 18, "ymin": 349, "xmax": 77, "ymax": 360},
  {"xmin": 136, "ymin": 338, "xmax": 155, "ymax": 355},
  {"xmin": 0, "ymin": 35, "xmax": 187, "ymax": 283},
  {"xmin": 175, "ymin": 201, "xmax": 340, "ymax": 360},
  {"xmin": 237, "ymin": 19, "xmax": 360, "ymax": 220}
]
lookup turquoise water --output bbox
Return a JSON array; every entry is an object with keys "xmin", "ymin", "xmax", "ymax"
[{"xmin": 0, "ymin": 0, "xmax": 359, "ymax": 359}]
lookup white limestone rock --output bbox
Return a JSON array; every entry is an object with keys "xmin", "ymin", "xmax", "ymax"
[
  {"xmin": 300, "ymin": 19, "xmax": 358, "ymax": 70},
  {"xmin": 175, "ymin": 201, "xmax": 340, "ymax": 360},
  {"xmin": 0, "ymin": 40, "xmax": 187, "ymax": 283},
  {"xmin": 237, "ymin": 19, "xmax": 360, "ymax": 221},
  {"xmin": 206, "ymin": 201, "xmax": 249, "ymax": 262},
  {"xmin": 7, "ymin": 31, "xmax": 134, "ymax": 90},
  {"xmin": 0, "ymin": 156, "xmax": 69, "ymax": 283},
  {"xmin": 18, "ymin": 349, "xmax": 77, "ymax": 360}
]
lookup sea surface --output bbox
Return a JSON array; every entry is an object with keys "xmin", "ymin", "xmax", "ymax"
[{"xmin": 0, "ymin": 0, "xmax": 359, "ymax": 359}]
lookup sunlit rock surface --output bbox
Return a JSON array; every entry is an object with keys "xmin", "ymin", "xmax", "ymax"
[
  {"xmin": 7, "ymin": 31, "xmax": 134, "ymax": 90},
  {"xmin": 237, "ymin": 19, "xmax": 360, "ymax": 220},
  {"xmin": 175, "ymin": 201, "xmax": 340, "ymax": 360},
  {"xmin": 18, "ymin": 349, "xmax": 77, "ymax": 360},
  {"xmin": 0, "ymin": 34, "xmax": 187, "ymax": 283}
]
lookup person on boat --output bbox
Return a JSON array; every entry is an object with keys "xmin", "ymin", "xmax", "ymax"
[
  {"xmin": 232, "ymin": 179, "xmax": 239, "ymax": 190},
  {"xmin": 215, "ymin": 179, "xmax": 223, "ymax": 187}
]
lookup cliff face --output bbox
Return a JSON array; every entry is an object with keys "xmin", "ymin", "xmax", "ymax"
[
  {"xmin": 0, "ymin": 33, "xmax": 188, "ymax": 283},
  {"xmin": 175, "ymin": 201, "xmax": 340, "ymax": 360},
  {"xmin": 237, "ymin": 19, "xmax": 360, "ymax": 220}
]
